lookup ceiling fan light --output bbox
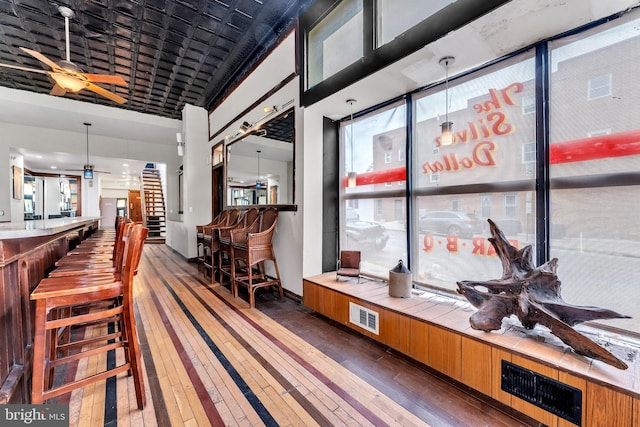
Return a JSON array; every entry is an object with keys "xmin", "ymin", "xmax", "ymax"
[{"xmin": 51, "ymin": 73, "xmax": 86, "ymax": 92}]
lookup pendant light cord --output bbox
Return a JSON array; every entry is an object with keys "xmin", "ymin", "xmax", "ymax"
[
  {"xmin": 347, "ymin": 99, "xmax": 356, "ymax": 172},
  {"xmin": 256, "ymin": 150, "xmax": 261, "ymax": 184},
  {"xmin": 84, "ymin": 122, "xmax": 91, "ymax": 165},
  {"xmin": 444, "ymin": 61, "xmax": 449, "ymax": 123}
]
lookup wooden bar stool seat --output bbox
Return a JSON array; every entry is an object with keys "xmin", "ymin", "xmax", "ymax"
[{"xmin": 30, "ymin": 225, "xmax": 149, "ymax": 408}]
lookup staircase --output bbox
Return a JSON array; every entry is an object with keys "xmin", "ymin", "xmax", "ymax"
[{"xmin": 140, "ymin": 168, "xmax": 166, "ymax": 243}]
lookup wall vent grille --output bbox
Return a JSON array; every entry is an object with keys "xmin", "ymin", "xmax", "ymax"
[
  {"xmin": 349, "ymin": 302, "xmax": 379, "ymax": 335},
  {"xmin": 501, "ymin": 360, "xmax": 582, "ymax": 426}
]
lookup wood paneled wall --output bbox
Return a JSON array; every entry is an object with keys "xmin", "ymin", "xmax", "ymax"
[{"xmin": 303, "ymin": 279, "xmax": 640, "ymax": 427}]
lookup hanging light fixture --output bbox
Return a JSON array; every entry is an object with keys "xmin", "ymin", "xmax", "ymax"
[
  {"xmin": 256, "ymin": 150, "xmax": 263, "ymax": 189},
  {"xmin": 439, "ymin": 56, "xmax": 455, "ymax": 146},
  {"xmin": 83, "ymin": 122, "xmax": 94, "ymax": 179},
  {"xmin": 346, "ymin": 99, "xmax": 357, "ymax": 188}
]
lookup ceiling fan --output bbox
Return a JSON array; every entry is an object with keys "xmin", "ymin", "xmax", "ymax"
[
  {"xmin": 66, "ymin": 123, "xmax": 112, "ymax": 178},
  {"xmin": 0, "ymin": 6, "xmax": 127, "ymax": 104}
]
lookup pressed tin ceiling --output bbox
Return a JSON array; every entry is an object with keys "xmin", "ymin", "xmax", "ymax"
[{"xmin": 0, "ymin": 0, "xmax": 314, "ymax": 119}]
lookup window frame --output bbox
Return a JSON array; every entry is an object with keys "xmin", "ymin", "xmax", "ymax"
[{"xmin": 587, "ymin": 73, "xmax": 612, "ymax": 100}]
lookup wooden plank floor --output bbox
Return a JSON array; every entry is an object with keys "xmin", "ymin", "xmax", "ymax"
[{"xmin": 49, "ymin": 244, "xmax": 538, "ymax": 426}]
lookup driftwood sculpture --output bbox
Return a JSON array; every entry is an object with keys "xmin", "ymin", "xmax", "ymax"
[{"xmin": 457, "ymin": 219, "xmax": 631, "ymax": 370}]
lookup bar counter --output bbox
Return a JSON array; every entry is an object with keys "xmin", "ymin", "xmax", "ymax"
[{"xmin": 0, "ymin": 217, "xmax": 100, "ymax": 403}]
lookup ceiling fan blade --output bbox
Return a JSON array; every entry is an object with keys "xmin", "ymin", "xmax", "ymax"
[
  {"xmin": 0, "ymin": 62, "xmax": 49, "ymax": 74},
  {"xmin": 85, "ymin": 82, "xmax": 126, "ymax": 104},
  {"xmin": 49, "ymin": 84, "xmax": 67, "ymax": 96},
  {"xmin": 84, "ymin": 73, "xmax": 127, "ymax": 86},
  {"xmin": 20, "ymin": 47, "xmax": 62, "ymax": 71}
]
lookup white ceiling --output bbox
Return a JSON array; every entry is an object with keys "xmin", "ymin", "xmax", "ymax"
[
  {"xmin": 3, "ymin": 0, "xmax": 639, "ymax": 190},
  {"xmin": 1, "ymin": 86, "xmax": 180, "ymax": 188}
]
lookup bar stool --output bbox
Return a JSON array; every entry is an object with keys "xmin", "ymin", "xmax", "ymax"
[
  {"xmin": 230, "ymin": 207, "xmax": 283, "ymax": 308},
  {"xmin": 217, "ymin": 207, "xmax": 260, "ymax": 287},
  {"xmin": 49, "ymin": 221, "xmax": 132, "ymax": 277},
  {"xmin": 195, "ymin": 211, "xmax": 226, "ymax": 273},
  {"xmin": 203, "ymin": 208, "xmax": 240, "ymax": 280},
  {"xmin": 30, "ymin": 225, "xmax": 149, "ymax": 408}
]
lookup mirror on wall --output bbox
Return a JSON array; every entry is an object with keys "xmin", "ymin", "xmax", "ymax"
[
  {"xmin": 226, "ymin": 109, "xmax": 295, "ymax": 207},
  {"xmin": 23, "ymin": 172, "xmax": 81, "ymax": 219}
]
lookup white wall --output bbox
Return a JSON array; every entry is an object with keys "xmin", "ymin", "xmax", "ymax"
[
  {"xmin": 8, "ymin": 154, "xmax": 24, "ymax": 222},
  {"xmin": 101, "ymin": 188, "xmax": 129, "ymax": 199},
  {"xmin": 44, "ymin": 177, "xmax": 61, "ymax": 218},
  {"xmin": 83, "ymin": 176, "xmax": 102, "ymax": 218},
  {"xmin": 165, "ymin": 103, "xmax": 210, "ymax": 258}
]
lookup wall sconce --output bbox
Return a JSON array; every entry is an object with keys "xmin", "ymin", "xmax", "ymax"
[
  {"xmin": 239, "ymin": 121, "xmax": 252, "ymax": 134},
  {"xmin": 176, "ymin": 132, "xmax": 184, "ymax": 156},
  {"xmin": 439, "ymin": 56, "xmax": 455, "ymax": 146},
  {"xmin": 347, "ymin": 98, "xmax": 357, "ymax": 188}
]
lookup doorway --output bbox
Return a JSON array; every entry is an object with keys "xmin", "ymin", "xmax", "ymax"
[
  {"xmin": 100, "ymin": 197, "xmax": 117, "ymax": 229},
  {"xmin": 128, "ymin": 190, "xmax": 142, "ymax": 223}
]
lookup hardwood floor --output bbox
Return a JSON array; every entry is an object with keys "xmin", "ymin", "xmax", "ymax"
[{"xmin": 49, "ymin": 243, "xmax": 540, "ymax": 426}]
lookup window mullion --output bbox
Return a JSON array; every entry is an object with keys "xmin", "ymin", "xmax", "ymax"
[{"xmin": 535, "ymin": 42, "xmax": 551, "ymax": 265}]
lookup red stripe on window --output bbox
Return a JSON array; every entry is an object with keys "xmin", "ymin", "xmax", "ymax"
[
  {"xmin": 343, "ymin": 167, "xmax": 406, "ymax": 187},
  {"xmin": 549, "ymin": 129, "xmax": 640, "ymax": 164},
  {"xmin": 343, "ymin": 130, "xmax": 640, "ymax": 187}
]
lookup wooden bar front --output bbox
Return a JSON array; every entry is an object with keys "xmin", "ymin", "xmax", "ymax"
[{"xmin": 0, "ymin": 218, "xmax": 99, "ymax": 403}]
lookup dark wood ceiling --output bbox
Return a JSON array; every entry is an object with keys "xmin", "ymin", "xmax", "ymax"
[{"xmin": 0, "ymin": 0, "xmax": 314, "ymax": 119}]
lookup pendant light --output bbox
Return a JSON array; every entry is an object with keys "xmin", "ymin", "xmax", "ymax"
[
  {"xmin": 439, "ymin": 56, "xmax": 455, "ymax": 146},
  {"xmin": 256, "ymin": 150, "xmax": 262, "ymax": 188},
  {"xmin": 83, "ymin": 123, "xmax": 94, "ymax": 179},
  {"xmin": 346, "ymin": 99, "xmax": 357, "ymax": 188}
]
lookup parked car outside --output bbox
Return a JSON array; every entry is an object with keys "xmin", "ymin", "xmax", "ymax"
[
  {"xmin": 345, "ymin": 208, "xmax": 389, "ymax": 250},
  {"xmin": 419, "ymin": 211, "xmax": 484, "ymax": 238}
]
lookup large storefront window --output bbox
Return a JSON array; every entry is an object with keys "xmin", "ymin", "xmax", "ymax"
[
  {"xmin": 340, "ymin": 102, "xmax": 407, "ymax": 278},
  {"xmin": 548, "ymin": 14, "xmax": 640, "ymax": 331},
  {"xmin": 412, "ymin": 55, "xmax": 536, "ymax": 292},
  {"xmin": 336, "ymin": 8, "xmax": 640, "ymax": 336}
]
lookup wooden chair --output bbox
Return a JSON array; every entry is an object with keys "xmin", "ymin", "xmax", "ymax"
[
  {"xmin": 217, "ymin": 207, "xmax": 260, "ymax": 287},
  {"xmin": 336, "ymin": 250, "xmax": 361, "ymax": 283},
  {"xmin": 230, "ymin": 207, "xmax": 283, "ymax": 308},
  {"xmin": 30, "ymin": 225, "xmax": 149, "ymax": 408}
]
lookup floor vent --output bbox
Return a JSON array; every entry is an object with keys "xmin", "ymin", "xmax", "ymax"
[
  {"xmin": 349, "ymin": 302, "xmax": 379, "ymax": 335},
  {"xmin": 501, "ymin": 360, "xmax": 582, "ymax": 426}
]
